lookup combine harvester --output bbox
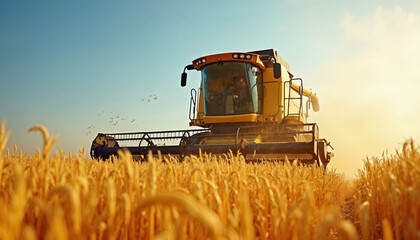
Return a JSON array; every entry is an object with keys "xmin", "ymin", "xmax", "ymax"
[{"xmin": 91, "ymin": 49, "xmax": 333, "ymax": 168}]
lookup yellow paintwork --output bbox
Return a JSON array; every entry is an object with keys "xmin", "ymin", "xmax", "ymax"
[
  {"xmin": 204, "ymin": 114, "xmax": 259, "ymax": 124},
  {"xmin": 282, "ymin": 116, "xmax": 304, "ymax": 124},
  {"xmin": 192, "ymin": 52, "xmax": 265, "ymax": 71},
  {"xmin": 189, "ymin": 50, "xmax": 318, "ymax": 127},
  {"xmin": 196, "ymin": 89, "xmax": 204, "ymax": 120}
]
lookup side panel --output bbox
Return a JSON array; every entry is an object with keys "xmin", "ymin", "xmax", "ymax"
[
  {"xmin": 204, "ymin": 114, "xmax": 258, "ymax": 123},
  {"xmin": 262, "ymin": 67, "xmax": 280, "ymax": 118},
  {"xmin": 262, "ymin": 65, "xmax": 290, "ymax": 123},
  {"xmin": 197, "ymin": 85, "xmax": 204, "ymax": 122}
]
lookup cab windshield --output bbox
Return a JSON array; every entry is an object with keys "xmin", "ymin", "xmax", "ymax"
[{"xmin": 202, "ymin": 62, "xmax": 263, "ymax": 116}]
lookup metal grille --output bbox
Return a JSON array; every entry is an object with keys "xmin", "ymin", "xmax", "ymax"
[{"xmin": 101, "ymin": 129, "xmax": 211, "ymax": 142}]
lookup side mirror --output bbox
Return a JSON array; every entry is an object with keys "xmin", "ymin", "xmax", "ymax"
[
  {"xmin": 181, "ymin": 64, "xmax": 194, "ymax": 87},
  {"xmin": 273, "ymin": 63, "xmax": 281, "ymax": 78},
  {"xmin": 181, "ymin": 72, "xmax": 187, "ymax": 87},
  {"xmin": 186, "ymin": 64, "xmax": 195, "ymax": 70}
]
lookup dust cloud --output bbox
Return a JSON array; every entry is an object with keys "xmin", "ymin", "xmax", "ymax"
[{"xmin": 311, "ymin": 6, "xmax": 420, "ymax": 178}]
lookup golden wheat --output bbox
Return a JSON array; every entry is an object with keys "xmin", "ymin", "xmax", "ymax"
[
  {"xmin": 5, "ymin": 121, "xmax": 419, "ymax": 239},
  {"xmin": 354, "ymin": 139, "xmax": 420, "ymax": 240}
]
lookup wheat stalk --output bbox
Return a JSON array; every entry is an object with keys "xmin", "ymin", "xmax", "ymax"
[{"xmin": 27, "ymin": 125, "xmax": 59, "ymax": 159}]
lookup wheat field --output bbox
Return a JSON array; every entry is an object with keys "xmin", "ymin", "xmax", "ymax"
[{"xmin": 0, "ymin": 120, "xmax": 419, "ymax": 239}]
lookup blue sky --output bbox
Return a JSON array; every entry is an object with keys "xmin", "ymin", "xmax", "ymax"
[{"xmin": 1, "ymin": 0, "xmax": 420, "ymax": 177}]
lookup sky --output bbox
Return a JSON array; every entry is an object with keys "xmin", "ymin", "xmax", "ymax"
[{"xmin": 1, "ymin": 0, "xmax": 420, "ymax": 178}]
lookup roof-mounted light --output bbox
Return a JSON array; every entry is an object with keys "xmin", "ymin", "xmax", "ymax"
[
  {"xmin": 195, "ymin": 58, "xmax": 207, "ymax": 66},
  {"xmin": 232, "ymin": 53, "xmax": 252, "ymax": 60}
]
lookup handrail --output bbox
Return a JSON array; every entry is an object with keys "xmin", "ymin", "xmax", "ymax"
[
  {"xmin": 189, "ymin": 88, "xmax": 197, "ymax": 121},
  {"xmin": 290, "ymin": 78, "xmax": 320, "ymax": 112},
  {"xmin": 284, "ymin": 79, "xmax": 304, "ymax": 121}
]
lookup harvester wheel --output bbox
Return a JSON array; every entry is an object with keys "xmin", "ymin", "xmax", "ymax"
[
  {"xmin": 179, "ymin": 131, "xmax": 191, "ymax": 161},
  {"xmin": 318, "ymin": 141, "xmax": 330, "ymax": 170},
  {"xmin": 92, "ymin": 134, "xmax": 119, "ymax": 148}
]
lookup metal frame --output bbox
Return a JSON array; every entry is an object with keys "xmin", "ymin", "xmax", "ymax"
[
  {"xmin": 91, "ymin": 123, "xmax": 321, "ymax": 162},
  {"xmin": 101, "ymin": 129, "xmax": 211, "ymax": 143},
  {"xmin": 189, "ymin": 87, "xmax": 204, "ymax": 124},
  {"xmin": 284, "ymin": 78, "xmax": 304, "ymax": 121},
  {"xmin": 189, "ymin": 88, "xmax": 197, "ymax": 121}
]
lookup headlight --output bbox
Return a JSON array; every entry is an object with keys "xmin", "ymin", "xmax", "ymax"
[
  {"xmin": 195, "ymin": 58, "xmax": 206, "ymax": 66},
  {"xmin": 232, "ymin": 53, "xmax": 252, "ymax": 60}
]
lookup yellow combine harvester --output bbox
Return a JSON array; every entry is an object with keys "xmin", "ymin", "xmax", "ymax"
[{"xmin": 91, "ymin": 49, "xmax": 333, "ymax": 168}]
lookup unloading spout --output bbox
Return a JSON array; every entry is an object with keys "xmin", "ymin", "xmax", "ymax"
[
  {"xmin": 291, "ymin": 82, "xmax": 320, "ymax": 112},
  {"xmin": 310, "ymin": 93, "xmax": 320, "ymax": 112}
]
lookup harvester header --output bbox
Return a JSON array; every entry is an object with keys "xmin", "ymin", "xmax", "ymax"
[{"xmin": 91, "ymin": 49, "xmax": 333, "ymax": 168}]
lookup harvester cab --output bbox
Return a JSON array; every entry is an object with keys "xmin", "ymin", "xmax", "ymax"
[{"xmin": 91, "ymin": 49, "xmax": 333, "ymax": 168}]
